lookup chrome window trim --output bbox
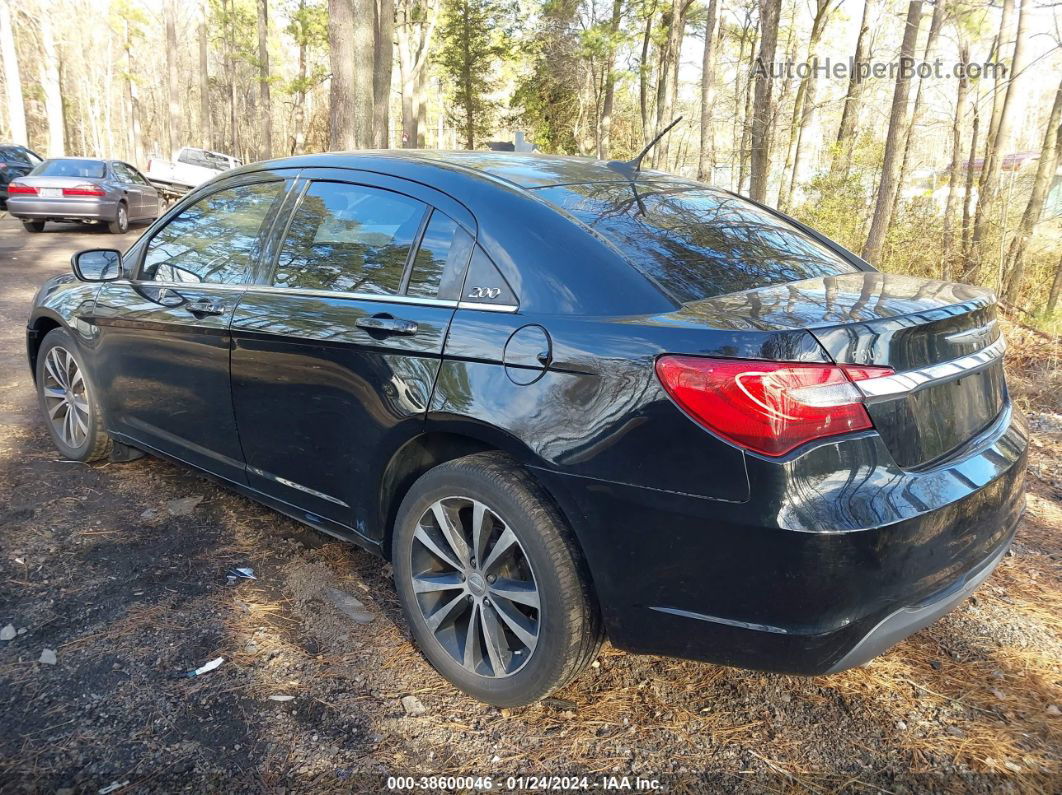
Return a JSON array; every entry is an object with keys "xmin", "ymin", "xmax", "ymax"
[
  {"xmin": 858, "ymin": 336, "xmax": 1006, "ymax": 403},
  {"xmin": 114, "ymin": 279, "xmax": 520, "ymax": 312}
]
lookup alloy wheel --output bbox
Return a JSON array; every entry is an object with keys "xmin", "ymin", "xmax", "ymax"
[
  {"xmin": 410, "ymin": 497, "xmax": 540, "ymax": 678},
  {"xmin": 42, "ymin": 346, "xmax": 90, "ymax": 449}
]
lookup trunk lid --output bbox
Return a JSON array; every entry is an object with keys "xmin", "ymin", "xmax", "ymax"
[{"xmin": 677, "ymin": 272, "xmax": 1007, "ymax": 468}]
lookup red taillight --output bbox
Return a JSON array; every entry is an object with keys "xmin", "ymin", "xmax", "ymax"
[
  {"xmin": 7, "ymin": 182, "xmax": 36, "ymax": 195},
  {"xmin": 655, "ymin": 356, "xmax": 895, "ymax": 456},
  {"xmin": 62, "ymin": 184, "xmax": 105, "ymax": 196}
]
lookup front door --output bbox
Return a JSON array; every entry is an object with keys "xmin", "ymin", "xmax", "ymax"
[
  {"xmin": 92, "ymin": 178, "xmax": 289, "ymax": 482},
  {"xmin": 230, "ymin": 175, "xmax": 475, "ymax": 536}
]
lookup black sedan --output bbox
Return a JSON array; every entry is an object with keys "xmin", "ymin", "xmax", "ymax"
[
  {"xmin": 26, "ymin": 152, "xmax": 1026, "ymax": 706},
  {"xmin": 0, "ymin": 144, "xmax": 43, "ymax": 208}
]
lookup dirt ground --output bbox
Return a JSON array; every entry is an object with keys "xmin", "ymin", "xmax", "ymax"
[{"xmin": 0, "ymin": 214, "xmax": 1059, "ymax": 793}]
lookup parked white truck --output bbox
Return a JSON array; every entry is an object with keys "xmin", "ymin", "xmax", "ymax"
[{"xmin": 145, "ymin": 147, "xmax": 242, "ymax": 200}]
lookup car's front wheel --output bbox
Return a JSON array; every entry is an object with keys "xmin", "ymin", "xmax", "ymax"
[
  {"xmin": 108, "ymin": 202, "xmax": 128, "ymax": 234},
  {"xmin": 35, "ymin": 328, "xmax": 111, "ymax": 462},
  {"xmin": 393, "ymin": 452, "xmax": 602, "ymax": 706}
]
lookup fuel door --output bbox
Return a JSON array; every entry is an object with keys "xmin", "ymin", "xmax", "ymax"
[{"xmin": 503, "ymin": 324, "xmax": 552, "ymax": 385}]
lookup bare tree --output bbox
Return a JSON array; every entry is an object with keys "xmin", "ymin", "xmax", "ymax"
[
  {"xmin": 861, "ymin": 0, "xmax": 923, "ymax": 265},
  {"xmin": 598, "ymin": 0, "xmax": 624, "ymax": 159},
  {"xmin": 396, "ymin": 0, "xmax": 439, "ymax": 148},
  {"xmin": 199, "ymin": 0, "xmax": 212, "ymax": 149},
  {"xmin": 697, "ymin": 0, "xmax": 720, "ymax": 181},
  {"xmin": 165, "ymin": 0, "xmax": 179, "ymax": 155},
  {"xmin": 329, "ymin": 0, "xmax": 357, "ymax": 149},
  {"xmin": 39, "ymin": 10, "xmax": 65, "ymax": 156},
  {"xmin": 258, "ymin": 0, "xmax": 273, "ymax": 158},
  {"xmin": 831, "ymin": 0, "xmax": 878, "ymax": 176},
  {"xmin": 0, "ymin": 0, "xmax": 26, "ymax": 145},
  {"xmin": 1003, "ymin": 77, "xmax": 1062, "ymax": 303},
  {"xmin": 749, "ymin": 0, "xmax": 781, "ymax": 202},
  {"xmin": 373, "ymin": 0, "xmax": 394, "ymax": 147},
  {"xmin": 653, "ymin": 0, "xmax": 692, "ymax": 167},
  {"xmin": 942, "ymin": 38, "xmax": 970, "ymax": 272},
  {"xmin": 967, "ymin": 0, "xmax": 1027, "ymax": 281}
]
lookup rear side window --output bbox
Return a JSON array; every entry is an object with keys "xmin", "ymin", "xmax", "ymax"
[
  {"xmin": 534, "ymin": 184, "xmax": 859, "ymax": 303},
  {"xmin": 406, "ymin": 211, "xmax": 459, "ymax": 298},
  {"xmin": 31, "ymin": 159, "xmax": 107, "ymax": 179},
  {"xmin": 140, "ymin": 181, "xmax": 283, "ymax": 284},
  {"xmin": 274, "ymin": 181, "xmax": 427, "ymax": 296},
  {"xmin": 0, "ymin": 146, "xmax": 32, "ymax": 166}
]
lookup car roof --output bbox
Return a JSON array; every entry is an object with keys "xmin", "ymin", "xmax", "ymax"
[{"xmin": 247, "ymin": 150, "xmax": 694, "ymax": 191}]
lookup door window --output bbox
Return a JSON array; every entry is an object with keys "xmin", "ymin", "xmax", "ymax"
[
  {"xmin": 273, "ymin": 181, "xmax": 427, "ymax": 295},
  {"xmin": 111, "ymin": 162, "xmax": 135, "ymax": 183},
  {"xmin": 140, "ymin": 181, "xmax": 284, "ymax": 285},
  {"xmin": 406, "ymin": 211, "xmax": 460, "ymax": 298}
]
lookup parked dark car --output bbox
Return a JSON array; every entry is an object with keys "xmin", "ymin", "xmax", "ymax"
[
  {"xmin": 26, "ymin": 153, "xmax": 1026, "ymax": 706},
  {"xmin": 0, "ymin": 144, "xmax": 43, "ymax": 208},
  {"xmin": 8, "ymin": 157, "xmax": 159, "ymax": 234}
]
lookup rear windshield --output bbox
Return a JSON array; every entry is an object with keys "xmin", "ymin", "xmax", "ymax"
[
  {"xmin": 177, "ymin": 149, "xmax": 232, "ymax": 170},
  {"xmin": 534, "ymin": 183, "xmax": 860, "ymax": 303},
  {"xmin": 31, "ymin": 159, "xmax": 106, "ymax": 179}
]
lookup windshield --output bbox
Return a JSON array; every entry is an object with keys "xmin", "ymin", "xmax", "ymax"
[
  {"xmin": 31, "ymin": 159, "xmax": 107, "ymax": 179},
  {"xmin": 534, "ymin": 183, "xmax": 860, "ymax": 303}
]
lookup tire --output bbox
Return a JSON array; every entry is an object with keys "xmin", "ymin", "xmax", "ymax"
[
  {"xmin": 107, "ymin": 202, "xmax": 128, "ymax": 234},
  {"xmin": 22, "ymin": 220, "xmax": 44, "ymax": 233},
  {"xmin": 35, "ymin": 328, "xmax": 111, "ymax": 462},
  {"xmin": 392, "ymin": 452, "xmax": 602, "ymax": 706}
]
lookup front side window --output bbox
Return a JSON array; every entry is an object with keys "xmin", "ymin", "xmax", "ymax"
[
  {"xmin": 140, "ymin": 181, "xmax": 283, "ymax": 284},
  {"xmin": 273, "ymin": 181, "xmax": 427, "ymax": 295},
  {"xmin": 535, "ymin": 184, "xmax": 860, "ymax": 303}
]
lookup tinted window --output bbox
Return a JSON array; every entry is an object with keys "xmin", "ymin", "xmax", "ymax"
[
  {"xmin": 177, "ymin": 148, "xmax": 233, "ymax": 170},
  {"xmin": 140, "ymin": 181, "xmax": 283, "ymax": 284},
  {"xmin": 535, "ymin": 184, "xmax": 860, "ymax": 302},
  {"xmin": 31, "ymin": 159, "xmax": 107, "ymax": 179},
  {"xmin": 406, "ymin": 211, "xmax": 458, "ymax": 297},
  {"xmin": 274, "ymin": 181, "xmax": 426, "ymax": 295}
]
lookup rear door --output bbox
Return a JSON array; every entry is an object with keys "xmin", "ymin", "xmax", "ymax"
[
  {"xmin": 92, "ymin": 176, "xmax": 290, "ymax": 482},
  {"xmin": 110, "ymin": 162, "xmax": 144, "ymax": 218},
  {"xmin": 229, "ymin": 171, "xmax": 474, "ymax": 536}
]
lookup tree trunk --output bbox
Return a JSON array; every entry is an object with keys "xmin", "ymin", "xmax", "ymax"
[
  {"xmin": 396, "ymin": 0, "xmax": 437, "ymax": 149},
  {"xmin": 696, "ymin": 0, "xmax": 719, "ymax": 181},
  {"xmin": 890, "ymin": 0, "xmax": 946, "ymax": 220},
  {"xmin": 831, "ymin": 0, "xmax": 877, "ymax": 177},
  {"xmin": 373, "ymin": 0, "xmax": 394, "ymax": 147},
  {"xmin": 39, "ymin": 13, "xmax": 64, "ymax": 156},
  {"xmin": 199, "ymin": 2, "xmax": 212, "ymax": 150},
  {"xmin": 461, "ymin": 1, "xmax": 473, "ymax": 149},
  {"xmin": 638, "ymin": 8, "xmax": 653, "ymax": 146},
  {"xmin": 968, "ymin": 0, "xmax": 1026, "ymax": 282},
  {"xmin": 779, "ymin": 0, "xmax": 833, "ymax": 210},
  {"xmin": 292, "ymin": 1, "xmax": 308, "ymax": 154},
  {"xmin": 942, "ymin": 41, "xmax": 969, "ymax": 275},
  {"xmin": 165, "ymin": 0, "xmax": 179, "ymax": 156},
  {"xmin": 653, "ymin": 0, "xmax": 687, "ymax": 167},
  {"xmin": 257, "ymin": 0, "xmax": 272, "ymax": 159},
  {"xmin": 961, "ymin": 101, "xmax": 980, "ymax": 262},
  {"xmin": 598, "ymin": 0, "xmax": 624, "ymax": 160},
  {"xmin": 0, "ymin": 0, "xmax": 26, "ymax": 146},
  {"xmin": 1003, "ymin": 77, "xmax": 1062, "ymax": 303},
  {"xmin": 1047, "ymin": 254, "xmax": 1062, "ymax": 315},
  {"xmin": 351, "ymin": 0, "xmax": 375, "ymax": 147},
  {"xmin": 329, "ymin": 0, "xmax": 357, "ymax": 149},
  {"xmin": 415, "ymin": 59, "xmax": 427, "ymax": 147},
  {"xmin": 748, "ymin": 0, "xmax": 781, "ymax": 202},
  {"xmin": 738, "ymin": 22, "xmax": 758, "ymax": 193},
  {"xmin": 860, "ymin": 0, "xmax": 923, "ymax": 265},
  {"xmin": 222, "ymin": 0, "xmax": 238, "ymax": 154}
]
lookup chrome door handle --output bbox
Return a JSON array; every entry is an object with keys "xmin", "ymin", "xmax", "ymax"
[
  {"xmin": 186, "ymin": 298, "xmax": 226, "ymax": 316},
  {"xmin": 356, "ymin": 316, "xmax": 419, "ymax": 335}
]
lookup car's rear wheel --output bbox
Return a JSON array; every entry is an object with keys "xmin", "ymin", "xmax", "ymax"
[
  {"xmin": 35, "ymin": 328, "xmax": 111, "ymax": 462},
  {"xmin": 22, "ymin": 220, "xmax": 44, "ymax": 233},
  {"xmin": 108, "ymin": 203, "xmax": 128, "ymax": 234},
  {"xmin": 392, "ymin": 452, "xmax": 602, "ymax": 706}
]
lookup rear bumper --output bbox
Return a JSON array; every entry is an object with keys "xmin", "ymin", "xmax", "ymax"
[
  {"xmin": 8, "ymin": 196, "xmax": 118, "ymax": 221},
  {"xmin": 536, "ymin": 401, "xmax": 1028, "ymax": 675}
]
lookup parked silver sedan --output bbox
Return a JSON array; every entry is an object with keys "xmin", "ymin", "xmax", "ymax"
[{"xmin": 8, "ymin": 158, "xmax": 160, "ymax": 234}]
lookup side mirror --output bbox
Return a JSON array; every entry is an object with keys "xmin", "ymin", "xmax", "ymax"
[{"xmin": 72, "ymin": 249, "xmax": 123, "ymax": 282}]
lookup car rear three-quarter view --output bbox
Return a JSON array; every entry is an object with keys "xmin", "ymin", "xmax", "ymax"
[{"xmin": 26, "ymin": 152, "xmax": 1027, "ymax": 706}]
